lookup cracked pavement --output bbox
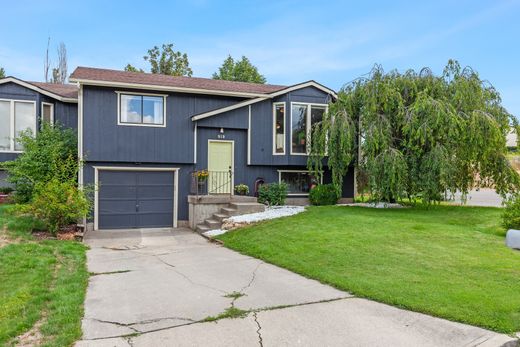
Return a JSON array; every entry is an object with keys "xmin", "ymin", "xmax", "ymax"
[{"xmin": 75, "ymin": 228, "xmax": 517, "ymax": 347}]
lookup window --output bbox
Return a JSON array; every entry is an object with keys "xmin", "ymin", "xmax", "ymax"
[
  {"xmin": 290, "ymin": 103, "xmax": 327, "ymax": 154},
  {"xmin": 0, "ymin": 100, "xmax": 36, "ymax": 152},
  {"xmin": 279, "ymin": 171, "xmax": 320, "ymax": 195},
  {"xmin": 42, "ymin": 102, "xmax": 54, "ymax": 125},
  {"xmin": 118, "ymin": 93, "xmax": 165, "ymax": 126},
  {"xmin": 273, "ymin": 102, "xmax": 285, "ymax": 154}
]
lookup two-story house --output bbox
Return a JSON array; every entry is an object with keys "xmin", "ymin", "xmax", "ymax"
[{"xmin": 1, "ymin": 67, "xmax": 354, "ymax": 230}]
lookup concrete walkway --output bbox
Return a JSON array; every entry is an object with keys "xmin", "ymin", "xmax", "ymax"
[{"xmin": 76, "ymin": 228, "xmax": 517, "ymax": 347}]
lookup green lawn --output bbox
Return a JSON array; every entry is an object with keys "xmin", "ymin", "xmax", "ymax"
[
  {"xmin": 0, "ymin": 205, "xmax": 88, "ymax": 346},
  {"xmin": 218, "ymin": 205, "xmax": 520, "ymax": 334}
]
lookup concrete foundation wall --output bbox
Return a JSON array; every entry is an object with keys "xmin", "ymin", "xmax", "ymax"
[{"xmin": 188, "ymin": 195, "xmax": 257, "ymax": 229}]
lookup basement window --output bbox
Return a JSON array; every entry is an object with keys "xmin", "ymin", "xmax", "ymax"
[
  {"xmin": 278, "ymin": 170, "xmax": 320, "ymax": 195},
  {"xmin": 118, "ymin": 92, "xmax": 166, "ymax": 127}
]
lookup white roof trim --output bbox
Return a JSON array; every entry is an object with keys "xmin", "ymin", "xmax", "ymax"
[
  {"xmin": 0, "ymin": 77, "xmax": 78, "ymax": 103},
  {"xmin": 191, "ymin": 81, "xmax": 336, "ymax": 122},
  {"xmin": 191, "ymin": 97, "xmax": 268, "ymax": 121},
  {"xmin": 68, "ymin": 78, "xmax": 271, "ymax": 98}
]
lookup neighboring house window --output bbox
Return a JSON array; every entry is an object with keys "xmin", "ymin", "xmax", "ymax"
[
  {"xmin": 290, "ymin": 103, "xmax": 327, "ymax": 154},
  {"xmin": 41, "ymin": 102, "xmax": 54, "ymax": 125},
  {"xmin": 273, "ymin": 102, "xmax": 285, "ymax": 154},
  {"xmin": 279, "ymin": 170, "xmax": 320, "ymax": 195},
  {"xmin": 118, "ymin": 93, "xmax": 166, "ymax": 127},
  {"xmin": 0, "ymin": 99, "xmax": 36, "ymax": 152}
]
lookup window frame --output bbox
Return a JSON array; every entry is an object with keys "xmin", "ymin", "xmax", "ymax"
[
  {"xmin": 116, "ymin": 91, "xmax": 168, "ymax": 128},
  {"xmin": 272, "ymin": 102, "xmax": 286, "ymax": 155},
  {"xmin": 0, "ymin": 98, "xmax": 37, "ymax": 153},
  {"xmin": 289, "ymin": 102, "xmax": 328, "ymax": 155},
  {"xmin": 278, "ymin": 169, "xmax": 323, "ymax": 196},
  {"xmin": 41, "ymin": 102, "xmax": 54, "ymax": 126}
]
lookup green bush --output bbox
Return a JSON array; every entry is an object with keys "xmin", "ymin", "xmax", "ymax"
[
  {"xmin": 258, "ymin": 183, "xmax": 287, "ymax": 206},
  {"xmin": 1, "ymin": 123, "xmax": 78, "ymax": 203},
  {"xmin": 23, "ymin": 179, "xmax": 90, "ymax": 234},
  {"xmin": 309, "ymin": 184, "xmax": 339, "ymax": 205},
  {"xmin": 234, "ymin": 184, "xmax": 249, "ymax": 195},
  {"xmin": 502, "ymin": 194, "xmax": 520, "ymax": 230}
]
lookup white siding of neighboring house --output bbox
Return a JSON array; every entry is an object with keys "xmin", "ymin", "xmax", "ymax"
[{"xmin": 507, "ymin": 130, "xmax": 517, "ymax": 148}]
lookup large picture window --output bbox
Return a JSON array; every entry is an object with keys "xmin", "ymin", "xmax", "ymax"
[
  {"xmin": 0, "ymin": 100, "xmax": 36, "ymax": 152},
  {"xmin": 290, "ymin": 103, "xmax": 327, "ymax": 154},
  {"xmin": 118, "ymin": 93, "xmax": 166, "ymax": 126},
  {"xmin": 273, "ymin": 102, "xmax": 285, "ymax": 154},
  {"xmin": 279, "ymin": 171, "xmax": 320, "ymax": 195}
]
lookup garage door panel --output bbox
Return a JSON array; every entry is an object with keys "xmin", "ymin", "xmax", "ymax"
[
  {"xmin": 99, "ymin": 214, "xmax": 137, "ymax": 230},
  {"xmin": 137, "ymin": 213, "xmax": 173, "ymax": 228},
  {"xmin": 137, "ymin": 185, "xmax": 174, "ymax": 199},
  {"xmin": 99, "ymin": 199, "xmax": 136, "ymax": 214},
  {"xmin": 137, "ymin": 171, "xmax": 173, "ymax": 185},
  {"xmin": 100, "ymin": 186, "xmax": 137, "ymax": 199},
  {"xmin": 138, "ymin": 199, "xmax": 173, "ymax": 213},
  {"xmin": 100, "ymin": 171, "xmax": 137, "ymax": 185},
  {"xmin": 98, "ymin": 170, "xmax": 175, "ymax": 230}
]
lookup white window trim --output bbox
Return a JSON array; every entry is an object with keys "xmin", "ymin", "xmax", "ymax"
[
  {"xmin": 93, "ymin": 166, "xmax": 179, "ymax": 231},
  {"xmin": 278, "ymin": 169, "xmax": 323, "ymax": 196},
  {"xmin": 272, "ymin": 102, "xmax": 286, "ymax": 155},
  {"xmin": 289, "ymin": 102, "xmax": 328, "ymax": 156},
  {"xmin": 116, "ymin": 91, "xmax": 167, "ymax": 128},
  {"xmin": 0, "ymin": 98, "xmax": 37, "ymax": 153},
  {"xmin": 41, "ymin": 102, "xmax": 54, "ymax": 125}
]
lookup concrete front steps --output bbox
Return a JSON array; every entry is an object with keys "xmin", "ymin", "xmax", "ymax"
[{"xmin": 196, "ymin": 201, "xmax": 265, "ymax": 234}]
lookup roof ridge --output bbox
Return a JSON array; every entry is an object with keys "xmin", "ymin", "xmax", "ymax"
[{"xmin": 73, "ymin": 66, "xmax": 287, "ymax": 88}]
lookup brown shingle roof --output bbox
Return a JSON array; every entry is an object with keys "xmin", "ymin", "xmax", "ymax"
[
  {"xmin": 70, "ymin": 67, "xmax": 286, "ymax": 95},
  {"xmin": 29, "ymin": 82, "xmax": 78, "ymax": 99}
]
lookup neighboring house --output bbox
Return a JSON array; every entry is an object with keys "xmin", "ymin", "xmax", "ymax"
[
  {"xmin": 0, "ymin": 77, "xmax": 78, "ymax": 187},
  {"xmin": 69, "ymin": 67, "xmax": 354, "ymax": 230},
  {"xmin": 507, "ymin": 129, "xmax": 517, "ymax": 149}
]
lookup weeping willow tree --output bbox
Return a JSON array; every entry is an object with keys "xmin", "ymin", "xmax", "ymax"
[{"xmin": 308, "ymin": 60, "xmax": 519, "ymax": 203}]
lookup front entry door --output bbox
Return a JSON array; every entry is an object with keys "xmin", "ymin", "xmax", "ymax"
[{"xmin": 208, "ymin": 141, "xmax": 233, "ymax": 194}]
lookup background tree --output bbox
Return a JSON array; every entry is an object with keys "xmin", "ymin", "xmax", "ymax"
[
  {"xmin": 308, "ymin": 60, "xmax": 519, "ymax": 203},
  {"xmin": 145, "ymin": 43, "xmax": 192, "ymax": 76},
  {"xmin": 44, "ymin": 38, "xmax": 68, "ymax": 83},
  {"xmin": 212, "ymin": 55, "xmax": 266, "ymax": 83},
  {"xmin": 0, "ymin": 67, "xmax": 5, "ymax": 78},
  {"xmin": 124, "ymin": 64, "xmax": 144, "ymax": 73},
  {"xmin": 123, "ymin": 43, "xmax": 192, "ymax": 76}
]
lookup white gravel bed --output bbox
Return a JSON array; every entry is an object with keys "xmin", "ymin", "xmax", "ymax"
[{"xmin": 203, "ymin": 205, "xmax": 305, "ymax": 237}]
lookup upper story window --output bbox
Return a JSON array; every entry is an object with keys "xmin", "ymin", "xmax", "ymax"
[
  {"xmin": 41, "ymin": 102, "xmax": 54, "ymax": 125},
  {"xmin": 273, "ymin": 102, "xmax": 285, "ymax": 155},
  {"xmin": 290, "ymin": 103, "xmax": 327, "ymax": 154},
  {"xmin": 0, "ymin": 99, "xmax": 36, "ymax": 152},
  {"xmin": 118, "ymin": 92, "xmax": 166, "ymax": 127}
]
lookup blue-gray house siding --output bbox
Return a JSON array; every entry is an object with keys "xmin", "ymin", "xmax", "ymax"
[{"xmin": 0, "ymin": 81, "xmax": 77, "ymax": 185}]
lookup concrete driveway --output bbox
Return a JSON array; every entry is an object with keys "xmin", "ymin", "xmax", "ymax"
[{"xmin": 76, "ymin": 228, "xmax": 517, "ymax": 347}]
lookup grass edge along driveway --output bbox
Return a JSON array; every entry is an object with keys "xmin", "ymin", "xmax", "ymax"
[
  {"xmin": 218, "ymin": 205, "xmax": 520, "ymax": 334},
  {"xmin": 0, "ymin": 205, "xmax": 88, "ymax": 347}
]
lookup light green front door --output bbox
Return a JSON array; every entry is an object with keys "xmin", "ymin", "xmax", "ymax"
[{"xmin": 208, "ymin": 141, "xmax": 233, "ymax": 194}]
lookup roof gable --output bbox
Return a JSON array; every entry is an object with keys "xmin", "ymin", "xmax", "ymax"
[
  {"xmin": 0, "ymin": 77, "xmax": 78, "ymax": 102},
  {"xmin": 191, "ymin": 81, "xmax": 336, "ymax": 121}
]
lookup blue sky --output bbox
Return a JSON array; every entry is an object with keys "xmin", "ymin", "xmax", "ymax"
[{"xmin": 2, "ymin": 0, "xmax": 519, "ymax": 115}]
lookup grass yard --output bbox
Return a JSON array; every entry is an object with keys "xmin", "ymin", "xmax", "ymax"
[
  {"xmin": 218, "ymin": 205, "xmax": 520, "ymax": 334},
  {"xmin": 0, "ymin": 205, "xmax": 88, "ymax": 346}
]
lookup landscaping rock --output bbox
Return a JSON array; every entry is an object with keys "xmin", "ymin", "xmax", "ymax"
[{"xmin": 506, "ymin": 229, "xmax": 520, "ymax": 250}]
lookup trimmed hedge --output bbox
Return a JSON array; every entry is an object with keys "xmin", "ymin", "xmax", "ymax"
[{"xmin": 309, "ymin": 184, "xmax": 339, "ymax": 205}]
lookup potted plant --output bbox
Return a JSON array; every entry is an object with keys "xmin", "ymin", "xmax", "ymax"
[
  {"xmin": 193, "ymin": 170, "xmax": 209, "ymax": 194},
  {"xmin": 297, "ymin": 131, "xmax": 306, "ymax": 145},
  {"xmin": 234, "ymin": 184, "xmax": 249, "ymax": 196}
]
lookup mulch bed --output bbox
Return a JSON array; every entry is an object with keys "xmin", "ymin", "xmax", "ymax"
[{"xmin": 32, "ymin": 225, "xmax": 84, "ymax": 241}]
